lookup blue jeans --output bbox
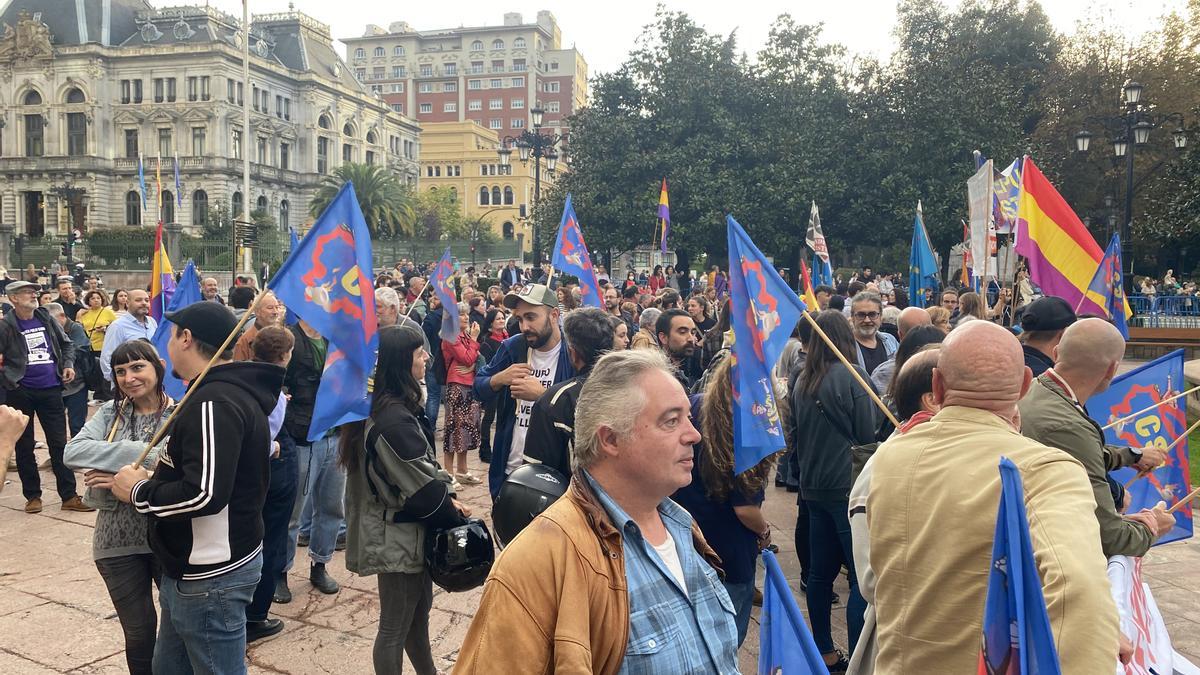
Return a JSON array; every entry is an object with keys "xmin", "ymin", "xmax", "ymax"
[
  {"xmin": 64, "ymin": 387, "xmax": 89, "ymax": 438},
  {"xmin": 722, "ymin": 579, "xmax": 755, "ymax": 647},
  {"xmin": 424, "ymin": 371, "xmax": 443, "ymax": 427},
  {"xmin": 804, "ymin": 499, "xmax": 865, "ymax": 655},
  {"xmin": 248, "ymin": 442, "xmax": 298, "ymax": 621},
  {"xmin": 287, "ymin": 435, "xmax": 345, "ymax": 570},
  {"xmin": 154, "ymin": 553, "xmax": 262, "ymax": 675}
]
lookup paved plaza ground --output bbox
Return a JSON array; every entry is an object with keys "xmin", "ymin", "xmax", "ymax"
[{"xmin": 1, "ymin": 438, "xmax": 1198, "ymax": 673}]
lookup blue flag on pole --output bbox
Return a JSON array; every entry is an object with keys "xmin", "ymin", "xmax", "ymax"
[
  {"xmin": 1088, "ymin": 349, "xmax": 1193, "ymax": 544},
  {"xmin": 909, "ymin": 201, "xmax": 939, "ymax": 309},
  {"xmin": 811, "ymin": 253, "xmax": 833, "ymax": 288},
  {"xmin": 431, "ymin": 247, "xmax": 460, "ymax": 344},
  {"xmin": 151, "ymin": 260, "xmax": 200, "ymax": 399},
  {"xmin": 1083, "ymin": 233, "xmax": 1130, "ymax": 339},
  {"xmin": 137, "ymin": 154, "xmax": 148, "ymax": 211},
  {"xmin": 978, "ymin": 457, "xmax": 1063, "ymax": 674},
  {"xmin": 269, "ymin": 183, "xmax": 378, "ymax": 441},
  {"xmin": 551, "ymin": 194, "xmax": 602, "ymax": 308},
  {"xmin": 759, "ymin": 549, "xmax": 826, "ymax": 674},
  {"xmin": 727, "ymin": 215, "xmax": 806, "ymax": 474},
  {"xmin": 283, "ymin": 226, "xmax": 301, "ymax": 326}
]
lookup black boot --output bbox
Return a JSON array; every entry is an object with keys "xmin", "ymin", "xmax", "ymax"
[
  {"xmin": 246, "ymin": 618, "xmax": 285, "ymax": 643},
  {"xmin": 273, "ymin": 577, "xmax": 292, "ymax": 604},
  {"xmin": 310, "ymin": 563, "xmax": 340, "ymax": 595},
  {"xmin": 479, "ymin": 445, "xmax": 492, "ymax": 463}
]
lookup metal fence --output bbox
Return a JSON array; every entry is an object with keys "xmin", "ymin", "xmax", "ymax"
[{"xmin": 1128, "ymin": 294, "xmax": 1200, "ymax": 328}]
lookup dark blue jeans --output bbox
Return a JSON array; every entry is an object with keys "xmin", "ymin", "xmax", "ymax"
[
  {"xmin": 424, "ymin": 372, "xmax": 443, "ymax": 428},
  {"xmin": 248, "ymin": 442, "xmax": 298, "ymax": 622},
  {"xmin": 64, "ymin": 387, "xmax": 88, "ymax": 438},
  {"xmin": 804, "ymin": 499, "xmax": 865, "ymax": 655}
]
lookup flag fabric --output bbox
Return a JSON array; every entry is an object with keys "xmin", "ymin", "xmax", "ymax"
[
  {"xmin": 1107, "ymin": 556, "xmax": 1200, "ymax": 675},
  {"xmin": 909, "ymin": 201, "xmax": 939, "ymax": 309},
  {"xmin": 551, "ymin": 193, "xmax": 603, "ymax": 308},
  {"xmin": 151, "ymin": 261, "xmax": 200, "ymax": 399},
  {"xmin": 978, "ymin": 457, "xmax": 1063, "ymax": 674},
  {"xmin": 155, "ymin": 155, "xmax": 163, "ymax": 212},
  {"xmin": 806, "ymin": 201, "xmax": 830, "ymax": 267},
  {"xmin": 431, "ymin": 247, "xmax": 460, "ymax": 344},
  {"xmin": 798, "ymin": 259, "xmax": 819, "ymax": 311},
  {"xmin": 173, "ymin": 153, "xmax": 183, "ymax": 208},
  {"xmin": 727, "ymin": 215, "xmax": 807, "ymax": 474},
  {"xmin": 960, "ymin": 220, "xmax": 973, "ymax": 288},
  {"xmin": 657, "ymin": 179, "xmax": 671, "ymax": 254},
  {"xmin": 1088, "ymin": 349, "xmax": 1193, "ymax": 545},
  {"xmin": 269, "ymin": 182, "xmax": 378, "ymax": 441},
  {"xmin": 968, "ymin": 158, "xmax": 994, "ymax": 282},
  {"xmin": 995, "ymin": 157, "xmax": 1023, "ymax": 234},
  {"xmin": 1082, "ymin": 233, "xmax": 1132, "ymax": 338},
  {"xmin": 149, "ymin": 222, "xmax": 176, "ymax": 323},
  {"xmin": 137, "ymin": 154, "xmax": 148, "ymax": 211},
  {"xmin": 758, "ymin": 549, "xmax": 826, "ymax": 674},
  {"xmin": 1015, "ymin": 157, "xmax": 1108, "ymax": 316},
  {"xmin": 812, "ymin": 252, "xmax": 833, "ymax": 288},
  {"xmin": 284, "ymin": 226, "xmax": 301, "ymax": 326}
]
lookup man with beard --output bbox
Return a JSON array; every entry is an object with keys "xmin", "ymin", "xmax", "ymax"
[
  {"xmin": 655, "ymin": 308, "xmax": 698, "ymax": 390},
  {"xmin": 474, "ymin": 284, "xmax": 576, "ymax": 498},
  {"xmin": 201, "ymin": 277, "xmax": 225, "ymax": 304},
  {"xmin": 849, "ymin": 291, "xmax": 897, "ymax": 379},
  {"xmin": 99, "ymin": 289, "xmax": 159, "ymax": 384},
  {"xmin": 604, "ymin": 286, "xmax": 634, "ymax": 337}
]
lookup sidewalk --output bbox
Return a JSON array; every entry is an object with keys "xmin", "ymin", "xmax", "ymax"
[{"xmin": 2, "ymin": 452, "xmax": 1197, "ymax": 673}]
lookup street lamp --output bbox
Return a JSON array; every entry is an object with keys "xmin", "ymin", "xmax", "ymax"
[
  {"xmin": 51, "ymin": 175, "xmax": 86, "ymax": 266},
  {"xmin": 497, "ymin": 100, "xmax": 563, "ymax": 272},
  {"xmin": 1072, "ymin": 81, "xmax": 1188, "ymax": 290}
]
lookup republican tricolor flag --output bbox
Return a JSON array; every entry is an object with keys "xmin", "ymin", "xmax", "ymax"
[
  {"xmin": 149, "ymin": 221, "xmax": 175, "ymax": 323},
  {"xmin": 658, "ymin": 179, "xmax": 671, "ymax": 253}
]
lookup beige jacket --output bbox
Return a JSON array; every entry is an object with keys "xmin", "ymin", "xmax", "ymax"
[{"xmin": 868, "ymin": 406, "xmax": 1118, "ymax": 674}]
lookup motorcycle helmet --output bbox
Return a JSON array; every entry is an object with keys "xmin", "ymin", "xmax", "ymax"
[
  {"xmin": 493, "ymin": 464, "xmax": 569, "ymax": 547},
  {"xmin": 427, "ymin": 518, "xmax": 495, "ymax": 593}
]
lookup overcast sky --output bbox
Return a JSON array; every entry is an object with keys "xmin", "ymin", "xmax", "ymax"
[{"xmin": 215, "ymin": 0, "xmax": 1186, "ymax": 76}]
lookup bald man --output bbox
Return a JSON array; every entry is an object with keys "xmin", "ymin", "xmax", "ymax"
[
  {"xmin": 867, "ymin": 321, "xmax": 1118, "ymax": 674},
  {"xmin": 869, "ymin": 308, "xmax": 933, "ymax": 391},
  {"xmin": 1018, "ymin": 318, "xmax": 1171, "ymax": 557}
]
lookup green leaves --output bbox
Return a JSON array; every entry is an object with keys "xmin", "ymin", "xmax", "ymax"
[{"xmin": 309, "ymin": 163, "xmax": 415, "ymax": 239}]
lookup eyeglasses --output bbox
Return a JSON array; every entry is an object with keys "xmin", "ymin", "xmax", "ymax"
[
  {"xmin": 942, "ymin": 298, "xmax": 959, "ymax": 306},
  {"xmin": 853, "ymin": 311, "xmax": 880, "ymax": 320}
]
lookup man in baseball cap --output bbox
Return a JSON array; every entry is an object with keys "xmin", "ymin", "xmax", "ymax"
[
  {"xmin": 1018, "ymin": 296, "xmax": 1077, "ymax": 376},
  {"xmin": 477, "ymin": 283, "xmax": 576, "ymax": 497}
]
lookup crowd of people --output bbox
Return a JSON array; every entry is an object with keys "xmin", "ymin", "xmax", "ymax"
[{"xmin": 0, "ymin": 253, "xmax": 1180, "ymax": 674}]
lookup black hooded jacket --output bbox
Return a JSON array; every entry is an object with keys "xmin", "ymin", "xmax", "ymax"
[{"xmin": 131, "ymin": 361, "xmax": 286, "ymax": 580}]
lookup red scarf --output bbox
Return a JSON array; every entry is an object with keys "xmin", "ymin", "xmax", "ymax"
[
  {"xmin": 489, "ymin": 329, "xmax": 508, "ymax": 342},
  {"xmin": 899, "ymin": 410, "xmax": 935, "ymax": 434}
]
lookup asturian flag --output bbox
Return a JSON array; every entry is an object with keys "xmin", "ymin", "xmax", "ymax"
[{"xmin": 551, "ymin": 193, "xmax": 602, "ymax": 308}]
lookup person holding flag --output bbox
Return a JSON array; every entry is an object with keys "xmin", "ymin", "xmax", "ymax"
[
  {"xmin": 867, "ymin": 320, "xmax": 1119, "ymax": 674},
  {"xmin": 657, "ymin": 179, "xmax": 671, "ymax": 254}
]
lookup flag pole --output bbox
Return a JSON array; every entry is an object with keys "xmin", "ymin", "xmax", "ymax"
[
  {"xmin": 800, "ymin": 311, "xmax": 900, "ymax": 428},
  {"xmin": 1102, "ymin": 385, "xmax": 1200, "ymax": 431},
  {"xmin": 1168, "ymin": 486, "xmax": 1200, "ymax": 514},
  {"xmin": 1123, "ymin": 416, "xmax": 1200, "ymax": 487},
  {"xmin": 130, "ymin": 289, "xmax": 270, "ymax": 468}
]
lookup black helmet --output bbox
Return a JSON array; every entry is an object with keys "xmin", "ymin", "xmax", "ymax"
[
  {"xmin": 426, "ymin": 518, "xmax": 495, "ymax": 593},
  {"xmin": 493, "ymin": 464, "xmax": 569, "ymax": 546}
]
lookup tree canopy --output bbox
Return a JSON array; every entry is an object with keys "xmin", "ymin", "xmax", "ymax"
[{"xmin": 309, "ymin": 163, "xmax": 416, "ymax": 239}]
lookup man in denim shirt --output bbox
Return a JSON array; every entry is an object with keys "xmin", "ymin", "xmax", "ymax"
[{"xmin": 456, "ymin": 349, "xmax": 739, "ymax": 674}]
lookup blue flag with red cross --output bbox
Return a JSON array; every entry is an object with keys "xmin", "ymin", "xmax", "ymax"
[
  {"xmin": 551, "ymin": 193, "xmax": 602, "ymax": 308},
  {"xmin": 432, "ymin": 247, "xmax": 460, "ymax": 344}
]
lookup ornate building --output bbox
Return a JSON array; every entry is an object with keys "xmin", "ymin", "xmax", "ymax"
[{"xmin": 0, "ymin": 2, "xmax": 420, "ymax": 238}]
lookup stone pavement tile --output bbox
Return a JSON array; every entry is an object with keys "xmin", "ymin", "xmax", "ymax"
[
  {"xmin": 1166, "ymin": 620, "xmax": 1200, "ymax": 663},
  {"xmin": 15, "ymin": 561, "xmax": 125, "ymax": 619},
  {"xmin": 65, "ymin": 652, "xmax": 133, "ymax": 674},
  {"xmin": 248, "ymin": 624, "xmax": 376, "ymax": 675},
  {"xmin": 269, "ymin": 584, "xmax": 367, "ymax": 623},
  {"xmin": 301, "ymin": 588, "xmax": 379, "ymax": 632},
  {"xmin": 0, "ymin": 650, "xmax": 62, "ymax": 675},
  {"xmin": 0, "ymin": 601, "xmax": 124, "ymax": 671},
  {"xmin": 0, "ymin": 585, "xmax": 50, "ymax": 617}
]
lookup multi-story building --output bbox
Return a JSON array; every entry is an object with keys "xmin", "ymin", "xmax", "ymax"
[
  {"xmin": 342, "ymin": 11, "xmax": 587, "ymax": 139},
  {"xmin": 419, "ymin": 120, "xmax": 562, "ymax": 253},
  {"xmin": 0, "ymin": 2, "xmax": 420, "ymax": 238}
]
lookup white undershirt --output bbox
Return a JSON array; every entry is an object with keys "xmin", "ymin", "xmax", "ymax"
[
  {"xmin": 651, "ymin": 529, "xmax": 687, "ymax": 593},
  {"xmin": 507, "ymin": 340, "xmax": 562, "ymax": 475}
]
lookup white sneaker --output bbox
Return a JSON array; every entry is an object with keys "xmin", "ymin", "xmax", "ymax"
[
  {"xmin": 34, "ymin": 441, "xmax": 46, "ymax": 450},
  {"xmin": 457, "ymin": 472, "xmax": 482, "ymax": 486}
]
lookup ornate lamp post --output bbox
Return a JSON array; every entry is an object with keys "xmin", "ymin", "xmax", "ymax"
[
  {"xmin": 497, "ymin": 103, "xmax": 561, "ymax": 272},
  {"xmin": 51, "ymin": 174, "xmax": 85, "ymax": 266}
]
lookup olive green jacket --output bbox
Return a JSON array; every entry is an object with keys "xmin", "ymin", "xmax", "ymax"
[{"xmin": 1018, "ymin": 372, "xmax": 1154, "ymax": 557}]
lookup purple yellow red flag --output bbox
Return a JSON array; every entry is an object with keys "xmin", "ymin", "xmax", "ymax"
[
  {"xmin": 658, "ymin": 179, "xmax": 671, "ymax": 254},
  {"xmin": 798, "ymin": 259, "xmax": 819, "ymax": 312},
  {"xmin": 552, "ymin": 193, "xmax": 602, "ymax": 308},
  {"xmin": 1014, "ymin": 157, "xmax": 1107, "ymax": 316},
  {"xmin": 149, "ymin": 221, "xmax": 175, "ymax": 323}
]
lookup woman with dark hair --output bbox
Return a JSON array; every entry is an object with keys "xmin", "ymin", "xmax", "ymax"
[
  {"xmin": 885, "ymin": 325, "xmax": 946, "ymax": 402},
  {"xmin": 609, "ymin": 314, "xmax": 630, "ymax": 350},
  {"xmin": 688, "ymin": 295, "xmax": 715, "ymax": 334},
  {"xmin": 648, "ymin": 264, "xmax": 666, "ymax": 293},
  {"xmin": 789, "ymin": 309, "xmax": 880, "ymax": 671},
  {"xmin": 110, "ymin": 288, "xmax": 130, "ymax": 316},
  {"xmin": 672, "ymin": 357, "xmax": 777, "ymax": 646},
  {"xmin": 64, "ymin": 341, "xmax": 175, "ymax": 675},
  {"xmin": 478, "ymin": 308, "xmax": 508, "ymax": 463},
  {"xmin": 485, "ymin": 285, "xmax": 504, "ymax": 310},
  {"xmin": 664, "ymin": 264, "xmax": 680, "ymax": 291},
  {"xmin": 79, "ymin": 289, "xmax": 116, "ymax": 402},
  {"xmin": 339, "ymin": 325, "xmax": 468, "ymax": 675},
  {"xmin": 622, "ymin": 270, "xmax": 639, "ymax": 293},
  {"xmin": 952, "ymin": 291, "xmax": 987, "ymax": 327}
]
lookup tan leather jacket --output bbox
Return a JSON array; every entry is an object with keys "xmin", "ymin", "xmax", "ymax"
[{"xmin": 453, "ymin": 471, "xmax": 720, "ymax": 675}]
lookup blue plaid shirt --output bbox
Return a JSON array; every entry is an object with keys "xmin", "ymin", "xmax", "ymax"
[{"xmin": 583, "ymin": 472, "xmax": 740, "ymax": 674}]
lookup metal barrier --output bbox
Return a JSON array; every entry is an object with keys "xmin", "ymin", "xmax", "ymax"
[{"xmin": 1128, "ymin": 294, "xmax": 1200, "ymax": 328}]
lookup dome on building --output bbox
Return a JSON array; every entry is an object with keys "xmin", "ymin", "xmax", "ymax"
[{"xmin": 0, "ymin": 0, "xmax": 151, "ymax": 47}]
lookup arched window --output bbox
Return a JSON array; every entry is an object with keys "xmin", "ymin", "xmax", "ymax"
[
  {"xmin": 279, "ymin": 199, "xmax": 289, "ymax": 230},
  {"xmin": 318, "ymin": 114, "xmax": 332, "ymax": 130},
  {"xmin": 491, "ymin": 186, "xmax": 501, "ymax": 205},
  {"xmin": 366, "ymin": 130, "xmax": 377, "ymax": 144},
  {"xmin": 503, "ymin": 186, "xmax": 514, "ymax": 205},
  {"xmin": 393, "ymin": 45, "xmax": 405, "ymax": 56},
  {"xmin": 491, "ymin": 39, "xmax": 504, "ymax": 50},
  {"xmin": 343, "ymin": 122, "xmax": 354, "ymax": 136},
  {"xmin": 479, "ymin": 186, "xmax": 489, "ymax": 205},
  {"xmin": 513, "ymin": 37, "xmax": 526, "ymax": 49},
  {"xmin": 23, "ymin": 90, "xmax": 42, "ymax": 106},
  {"xmin": 125, "ymin": 191, "xmax": 141, "ymax": 225},
  {"xmin": 373, "ymin": 47, "xmax": 385, "ymax": 57},
  {"xmin": 65, "ymin": 88, "xmax": 85, "ymax": 104},
  {"xmin": 193, "ymin": 189, "xmax": 208, "ymax": 225},
  {"xmin": 161, "ymin": 191, "xmax": 174, "ymax": 223},
  {"xmin": 502, "ymin": 221, "xmax": 514, "ymax": 240},
  {"xmin": 354, "ymin": 48, "xmax": 365, "ymax": 58},
  {"xmin": 448, "ymin": 187, "xmax": 457, "ymax": 202},
  {"xmin": 256, "ymin": 195, "xmax": 268, "ymax": 213},
  {"xmin": 232, "ymin": 191, "xmax": 244, "ymax": 217},
  {"xmin": 470, "ymin": 40, "xmax": 483, "ymax": 51}
]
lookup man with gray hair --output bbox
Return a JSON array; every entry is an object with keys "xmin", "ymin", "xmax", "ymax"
[
  {"xmin": 456, "ymin": 349, "xmax": 739, "ymax": 673},
  {"xmin": 850, "ymin": 291, "xmax": 897, "ymax": 379},
  {"xmin": 629, "ymin": 306, "xmax": 661, "ymax": 350},
  {"xmin": 374, "ymin": 286, "xmax": 429, "ymax": 353}
]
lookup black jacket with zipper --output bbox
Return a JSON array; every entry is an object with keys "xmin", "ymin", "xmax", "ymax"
[
  {"xmin": 131, "ymin": 361, "xmax": 285, "ymax": 580},
  {"xmin": 0, "ymin": 306, "xmax": 75, "ymax": 390},
  {"xmin": 789, "ymin": 363, "xmax": 880, "ymax": 502},
  {"xmin": 282, "ymin": 323, "xmax": 327, "ymax": 444}
]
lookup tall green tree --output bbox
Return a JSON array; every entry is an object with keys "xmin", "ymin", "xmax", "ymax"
[{"xmin": 309, "ymin": 163, "xmax": 416, "ymax": 238}]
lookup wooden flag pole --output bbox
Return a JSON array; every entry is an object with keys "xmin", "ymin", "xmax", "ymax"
[
  {"xmin": 800, "ymin": 311, "xmax": 901, "ymax": 429},
  {"xmin": 130, "ymin": 290, "xmax": 270, "ymax": 468},
  {"xmin": 402, "ymin": 280, "xmax": 434, "ymax": 321},
  {"xmin": 1123, "ymin": 416, "xmax": 1200, "ymax": 488},
  {"xmin": 1168, "ymin": 486, "xmax": 1200, "ymax": 514},
  {"xmin": 1102, "ymin": 385, "xmax": 1200, "ymax": 431}
]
